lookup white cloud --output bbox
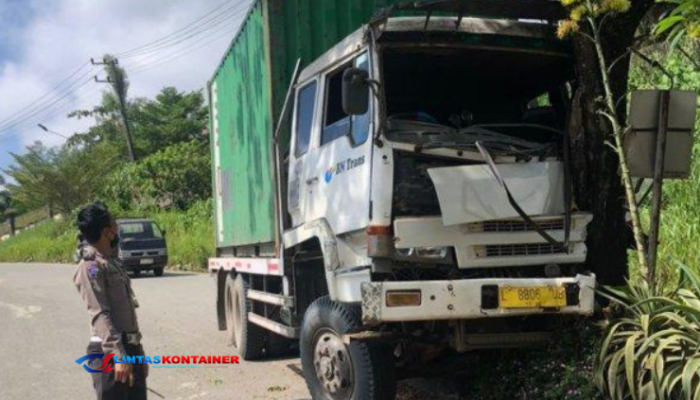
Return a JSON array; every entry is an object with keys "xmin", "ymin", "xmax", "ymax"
[{"xmin": 0, "ymin": 0, "xmax": 250, "ymax": 172}]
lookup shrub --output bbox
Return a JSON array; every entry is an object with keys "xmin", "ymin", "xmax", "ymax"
[
  {"xmin": 102, "ymin": 141, "xmax": 211, "ymax": 210},
  {"xmin": 596, "ymin": 264, "xmax": 700, "ymax": 400}
]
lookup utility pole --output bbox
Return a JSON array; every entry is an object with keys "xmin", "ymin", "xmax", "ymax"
[{"xmin": 92, "ymin": 55, "xmax": 136, "ymax": 162}]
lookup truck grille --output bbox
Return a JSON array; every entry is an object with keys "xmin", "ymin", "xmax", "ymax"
[
  {"xmin": 483, "ymin": 243, "xmax": 566, "ymax": 257},
  {"xmin": 472, "ymin": 219, "xmax": 565, "ymax": 233}
]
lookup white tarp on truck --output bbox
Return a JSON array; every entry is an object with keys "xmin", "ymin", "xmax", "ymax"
[{"xmin": 428, "ymin": 161, "xmax": 565, "ymax": 225}]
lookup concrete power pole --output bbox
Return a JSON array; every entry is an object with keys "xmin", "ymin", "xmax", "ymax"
[{"xmin": 92, "ymin": 55, "xmax": 136, "ymax": 162}]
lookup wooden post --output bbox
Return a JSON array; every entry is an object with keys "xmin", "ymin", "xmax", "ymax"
[{"xmin": 647, "ymin": 90, "xmax": 671, "ymax": 291}]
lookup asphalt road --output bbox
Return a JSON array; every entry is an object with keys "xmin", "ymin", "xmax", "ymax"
[
  {"xmin": 0, "ymin": 263, "xmax": 311, "ymax": 400},
  {"xmin": 0, "ymin": 263, "xmax": 455, "ymax": 400}
]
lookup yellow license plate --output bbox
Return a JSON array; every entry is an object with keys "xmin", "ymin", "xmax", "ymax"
[{"xmin": 499, "ymin": 286, "xmax": 567, "ymax": 308}]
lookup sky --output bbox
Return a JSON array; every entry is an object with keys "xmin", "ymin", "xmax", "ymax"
[{"xmin": 0, "ymin": 0, "xmax": 252, "ymax": 187}]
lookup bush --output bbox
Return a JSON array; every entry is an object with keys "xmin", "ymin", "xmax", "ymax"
[
  {"xmin": 0, "ymin": 218, "xmax": 75, "ymax": 263},
  {"xmin": 142, "ymin": 200, "xmax": 214, "ymax": 271},
  {"xmin": 102, "ymin": 141, "xmax": 211, "ymax": 210},
  {"xmin": 596, "ymin": 264, "xmax": 700, "ymax": 400}
]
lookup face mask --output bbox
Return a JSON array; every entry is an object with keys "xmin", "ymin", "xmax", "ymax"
[{"xmin": 110, "ymin": 231, "xmax": 120, "ymax": 249}]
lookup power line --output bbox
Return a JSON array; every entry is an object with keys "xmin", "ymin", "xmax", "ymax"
[
  {"xmin": 0, "ymin": 78, "xmax": 95, "ymax": 135},
  {"xmin": 0, "ymin": 62, "xmax": 92, "ymax": 128},
  {"xmin": 0, "ymin": 84, "xmax": 102, "ymax": 144},
  {"xmin": 0, "ymin": 66, "xmax": 98, "ymax": 131},
  {"xmin": 117, "ymin": 0, "xmax": 243, "ymax": 58},
  {"xmin": 129, "ymin": 24, "xmax": 239, "ymax": 75},
  {"xmin": 0, "ymin": 1, "xmax": 248, "ymax": 143},
  {"xmin": 119, "ymin": 1, "xmax": 248, "ymax": 61}
]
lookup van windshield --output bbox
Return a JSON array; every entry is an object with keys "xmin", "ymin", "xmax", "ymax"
[{"xmin": 119, "ymin": 222, "xmax": 163, "ymax": 240}]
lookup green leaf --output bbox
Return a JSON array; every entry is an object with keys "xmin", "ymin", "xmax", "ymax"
[
  {"xmin": 682, "ymin": 357, "xmax": 700, "ymax": 400},
  {"xmin": 656, "ymin": 16, "xmax": 685, "ymax": 36},
  {"xmin": 626, "ymin": 332, "xmax": 642, "ymax": 400}
]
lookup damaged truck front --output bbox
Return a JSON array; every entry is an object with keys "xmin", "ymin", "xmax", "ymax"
[
  {"xmin": 361, "ymin": 17, "xmax": 595, "ymax": 334},
  {"xmin": 209, "ymin": 2, "xmax": 595, "ymax": 399}
]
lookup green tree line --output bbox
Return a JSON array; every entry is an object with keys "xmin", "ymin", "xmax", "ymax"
[{"xmin": 3, "ymin": 84, "xmax": 211, "ymax": 216}]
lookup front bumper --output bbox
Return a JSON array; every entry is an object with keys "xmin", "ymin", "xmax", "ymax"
[
  {"xmin": 121, "ymin": 255, "xmax": 168, "ymax": 270},
  {"xmin": 361, "ymin": 274, "xmax": 595, "ymax": 325}
]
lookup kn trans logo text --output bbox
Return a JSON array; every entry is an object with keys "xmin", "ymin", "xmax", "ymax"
[{"xmin": 323, "ymin": 155, "xmax": 365, "ymax": 184}]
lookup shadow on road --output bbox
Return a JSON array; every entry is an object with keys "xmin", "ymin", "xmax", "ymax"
[{"xmin": 128, "ymin": 271, "xmax": 199, "ymax": 279}]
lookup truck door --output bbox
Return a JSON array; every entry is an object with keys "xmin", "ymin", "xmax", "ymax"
[
  {"xmin": 288, "ymin": 80, "xmax": 319, "ymax": 227},
  {"xmin": 300, "ymin": 52, "xmax": 373, "ymax": 234}
]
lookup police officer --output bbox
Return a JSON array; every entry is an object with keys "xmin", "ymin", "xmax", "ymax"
[{"xmin": 74, "ymin": 202, "xmax": 148, "ymax": 400}]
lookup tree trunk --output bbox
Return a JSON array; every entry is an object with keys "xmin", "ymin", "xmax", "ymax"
[{"xmin": 571, "ymin": 0, "xmax": 655, "ymax": 285}]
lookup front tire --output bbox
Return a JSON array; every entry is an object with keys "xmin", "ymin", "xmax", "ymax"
[
  {"xmin": 300, "ymin": 296, "xmax": 396, "ymax": 400},
  {"xmin": 153, "ymin": 267, "xmax": 164, "ymax": 277}
]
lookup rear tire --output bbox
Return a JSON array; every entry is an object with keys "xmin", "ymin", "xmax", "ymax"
[
  {"xmin": 224, "ymin": 275, "xmax": 237, "ymax": 347},
  {"xmin": 153, "ymin": 267, "xmax": 164, "ymax": 277},
  {"xmin": 300, "ymin": 296, "xmax": 396, "ymax": 400},
  {"xmin": 227, "ymin": 274, "xmax": 265, "ymax": 360}
]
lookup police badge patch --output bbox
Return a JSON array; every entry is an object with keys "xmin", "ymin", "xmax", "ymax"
[{"xmin": 87, "ymin": 263, "xmax": 99, "ymax": 280}]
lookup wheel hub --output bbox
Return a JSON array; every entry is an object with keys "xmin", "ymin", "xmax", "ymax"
[{"xmin": 313, "ymin": 330, "xmax": 353, "ymax": 400}]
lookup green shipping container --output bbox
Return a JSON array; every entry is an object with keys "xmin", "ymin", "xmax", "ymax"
[{"xmin": 210, "ymin": 0, "xmax": 408, "ymax": 249}]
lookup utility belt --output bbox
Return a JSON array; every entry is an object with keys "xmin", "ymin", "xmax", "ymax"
[{"xmin": 89, "ymin": 331, "xmax": 141, "ymax": 346}]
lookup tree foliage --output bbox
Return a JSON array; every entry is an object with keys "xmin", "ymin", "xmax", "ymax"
[
  {"xmin": 102, "ymin": 140, "xmax": 211, "ymax": 210},
  {"xmin": 68, "ymin": 86, "xmax": 208, "ymax": 158},
  {"xmin": 0, "ymin": 175, "xmax": 11, "ymax": 222},
  {"xmin": 3, "ymin": 142, "xmax": 119, "ymax": 214}
]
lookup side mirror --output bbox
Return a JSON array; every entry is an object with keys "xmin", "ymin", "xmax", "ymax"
[{"xmin": 342, "ymin": 68, "xmax": 369, "ymax": 116}]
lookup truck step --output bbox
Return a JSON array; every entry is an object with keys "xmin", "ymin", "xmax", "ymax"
[
  {"xmin": 247, "ymin": 289, "xmax": 294, "ymax": 307},
  {"xmin": 248, "ymin": 313, "xmax": 299, "ymax": 339}
]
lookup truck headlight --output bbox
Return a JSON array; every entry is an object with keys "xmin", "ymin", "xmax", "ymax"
[
  {"xmin": 415, "ymin": 246, "xmax": 448, "ymax": 258},
  {"xmin": 396, "ymin": 246, "xmax": 448, "ymax": 259}
]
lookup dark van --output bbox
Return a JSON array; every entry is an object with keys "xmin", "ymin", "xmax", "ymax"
[{"xmin": 117, "ymin": 218, "xmax": 168, "ymax": 276}]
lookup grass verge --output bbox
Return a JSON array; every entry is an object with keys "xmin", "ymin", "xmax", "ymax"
[{"xmin": 0, "ymin": 201, "xmax": 214, "ymax": 271}]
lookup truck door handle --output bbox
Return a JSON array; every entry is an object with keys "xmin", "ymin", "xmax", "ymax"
[{"xmin": 305, "ymin": 177, "xmax": 319, "ymax": 185}]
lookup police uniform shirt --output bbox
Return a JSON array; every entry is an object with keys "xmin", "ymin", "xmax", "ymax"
[{"xmin": 74, "ymin": 245, "xmax": 140, "ymax": 358}]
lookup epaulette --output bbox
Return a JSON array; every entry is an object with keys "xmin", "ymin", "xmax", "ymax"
[{"xmin": 82, "ymin": 247, "xmax": 97, "ymax": 261}]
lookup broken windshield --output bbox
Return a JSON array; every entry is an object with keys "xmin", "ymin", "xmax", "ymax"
[{"xmin": 382, "ymin": 45, "xmax": 574, "ymax": 156}]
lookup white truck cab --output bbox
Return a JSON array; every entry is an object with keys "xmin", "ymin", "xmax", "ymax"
[
  {"xmin": 284, "ymin": 17, "xmax": 594, "ymax": 316},
  {"xmin": 211, "ymin": 12, "xmax": 596, "ymax": 400}
]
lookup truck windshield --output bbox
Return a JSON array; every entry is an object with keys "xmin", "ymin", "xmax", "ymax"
[
  {"xmin": 382, "ymin": 45, "xmax": 574, "ymax": 154},
  {"xmin": 119, "ymin": 222, "xmax": 163, "ymax": 240}
]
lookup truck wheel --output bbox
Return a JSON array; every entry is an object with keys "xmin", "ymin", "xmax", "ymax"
[
  {"xmin": 132, "ymin": 269, "xmax": 141, "ymax": 277},
  {"xmin": 227, "ymin": 274, "xmax": 265, "ymax": 360},
  {"xmin": 300, "ymin": 296, "xmax": 396, "ymax": 400},
  {"xmin": 224, "ymin": 275, "xmax": 238, "ymax": 347},
  {"xmin": 153, "ymin": 267, "xmax": 164, "ymax": 277}
]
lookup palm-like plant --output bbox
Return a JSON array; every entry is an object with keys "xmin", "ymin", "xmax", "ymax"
[
  {"xmin": 655, "ymin": 0, "xmax": 700, "ymax": 46},
  {"xmin": 596, "ymin": 264, "xmax": 700, "ymax": 400}
]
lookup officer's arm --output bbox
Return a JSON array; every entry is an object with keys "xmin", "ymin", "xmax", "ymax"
[{"xmin": 75, "ymin": 262, "xmax": 127, "ymax": 358}]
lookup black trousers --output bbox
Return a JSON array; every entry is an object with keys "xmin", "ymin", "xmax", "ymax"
[{"xmin": 86, "ymin": 342, "xmax": 147, "ymax": 400}]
